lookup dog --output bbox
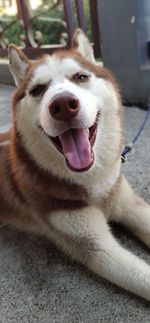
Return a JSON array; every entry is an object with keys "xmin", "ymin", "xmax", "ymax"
[{"xmin": 0, "ymin": 29, "xmax": 150, "ymax": 301}]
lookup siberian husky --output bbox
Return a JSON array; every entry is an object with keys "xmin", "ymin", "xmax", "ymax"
[{"xmin": 1, "ymin": 29, "xmax": 150, "ymax": 301}]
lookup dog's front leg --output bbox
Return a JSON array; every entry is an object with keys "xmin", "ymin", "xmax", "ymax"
[
  {"xmin": 49, "ymin": 206, "xmax": 150, "ymax": 301},
  {"xmin": 110, "ymin": 175, "xmax": 150, "ymax": 248}
]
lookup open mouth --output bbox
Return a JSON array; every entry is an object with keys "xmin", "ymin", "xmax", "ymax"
[{"xmin": 40, "ymin": 113, "xmax": 99, "ymax": 172}]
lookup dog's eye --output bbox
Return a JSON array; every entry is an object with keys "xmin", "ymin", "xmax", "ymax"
[
  {"xmin": 29, "ymin": 84, "xmax": 47, "ymax": 97},
  {"xmin": 73, "ymin": 73, "xmax": 90, "ymax": 83}
]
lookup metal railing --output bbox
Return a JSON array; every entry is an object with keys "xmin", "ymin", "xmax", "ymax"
[{"xmin": 0, "ymin": 0, "xmax": 101, "ymax": 59}]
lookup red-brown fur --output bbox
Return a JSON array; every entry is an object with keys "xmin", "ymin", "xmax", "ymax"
[
  {"xmin": 0, "ymin": 47, "xmax": 119, "ymax": 231},
  {"xmin": 1, "ymin": 31, "xmax": 150, "ymax": 301}
]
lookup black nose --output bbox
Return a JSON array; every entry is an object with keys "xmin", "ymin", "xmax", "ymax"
[{"xmin": 49, "ymin": 91, "xmax": 79, "ymax": 121}]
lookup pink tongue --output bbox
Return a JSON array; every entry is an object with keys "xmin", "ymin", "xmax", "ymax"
[{"xmin": 59, "ymin": 129, "xmax": 93, "ymax": 170}]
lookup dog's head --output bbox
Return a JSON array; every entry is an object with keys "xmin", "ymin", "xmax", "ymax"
[{"xmin": 9, "ymin": 29, "xmax": 123, "ymax": 179}]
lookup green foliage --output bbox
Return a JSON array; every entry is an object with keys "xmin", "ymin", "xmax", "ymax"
[
  {"xmin": 1, "ymin": 0, "xmax": 92, "ymax": 46},
  {"xmin": 1, "ymin": 19, "xmax": 24, "ymax": 45},
  {"xmin": 83, "ymin": 0, "xmax": 92, "ymax": 41},
  {"xmin": 31, "ymin": 0, "xmax": 66, "ymax": 45}
]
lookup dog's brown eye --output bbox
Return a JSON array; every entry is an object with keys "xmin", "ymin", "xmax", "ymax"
[
  {"xmin": 29, "ymin": 84, "xmax": 47, "ymax": 97},
  {"xmin": 73, "ymin": 73, "xmax": 90, "ymax": 83}
]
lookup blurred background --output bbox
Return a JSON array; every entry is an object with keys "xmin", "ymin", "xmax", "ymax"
[
  {"xmin": 0, "ymin": 0, "xmax": 102, "ymax": 94},
  {"xmin": 1, "ymin": 0, "xmax": 150, "ymax": 105},
  {"xmin": 0, "ymin": 0, "xmax": 94, "ymax": 51}
]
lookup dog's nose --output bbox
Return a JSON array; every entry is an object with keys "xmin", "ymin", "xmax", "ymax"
[{"xmin": 49, "ymin": 91, "xmax": 79, "ymax": 121}]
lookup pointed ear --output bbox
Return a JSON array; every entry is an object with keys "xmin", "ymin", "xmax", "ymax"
[
  {"xmin": 72, "ymin": 29, "xmax": 95, "ymax": 63},
  {"xmin": 8, "ymin": 45, "xmax": 30, "ymax": 86}
]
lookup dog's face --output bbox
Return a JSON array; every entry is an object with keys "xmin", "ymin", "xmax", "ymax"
[{"xmin": 9, "ymin": 29, "xmax": 122, "ymax": 178}]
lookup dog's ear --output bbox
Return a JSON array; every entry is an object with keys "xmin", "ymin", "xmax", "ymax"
[
  {"xmin": 72, "ymin": 29, "xmax": 95, "ymax": 63},
  {"xmin": 8, "ymin": 45, "xmax": 30, "ymax": 86}
]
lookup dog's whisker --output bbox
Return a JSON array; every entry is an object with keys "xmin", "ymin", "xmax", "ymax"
[{"xmin": 1, "ymin": 29, "xmax": 150, "ymax": 303}]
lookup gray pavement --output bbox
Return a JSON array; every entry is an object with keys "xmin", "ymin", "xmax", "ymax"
[{"xmin": 0, "ymin": 84, "xmax": 150, "ymax": 322}]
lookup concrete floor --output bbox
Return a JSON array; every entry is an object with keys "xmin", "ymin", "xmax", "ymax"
[{"xmin": 0, "ymin": 84, "xmax": 150, "ymax": 322}]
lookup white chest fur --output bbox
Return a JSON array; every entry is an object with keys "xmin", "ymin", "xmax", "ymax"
[{"xmin": 74, "ymin": 159, "xmax": 121, "ymax": 201}]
